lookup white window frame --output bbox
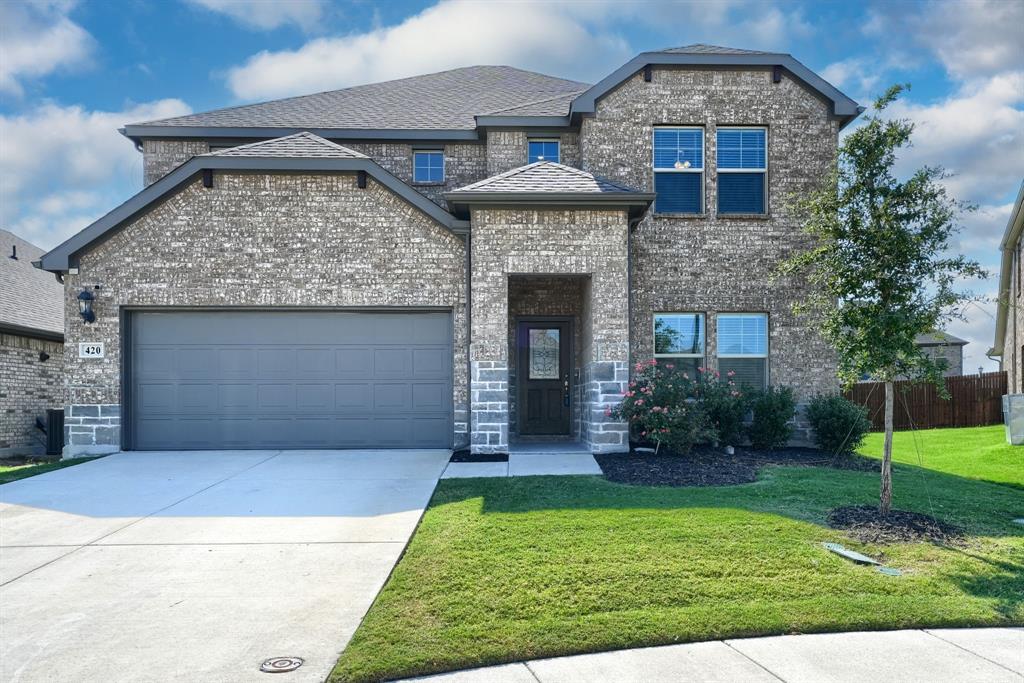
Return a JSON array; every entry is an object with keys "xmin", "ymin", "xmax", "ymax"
[
  {"xmin": 527, "ymin": 138, "xmax": 561, "ymax": 164},
  {"xmin": 653, "ymin": 312, "xmax": 706, "ymax": 359},
  {"xmin": 652, "ymin": 126, "xmax": 705, "ymax": 214},
  {"xmin": 413, "ymin": 149, "xmax": 445, "ymax": 184},
  {"xmin": 716, "ymin": 312, "xmax": 769, "ymax": 385},
  {"xmin": 716, "ymin": 126, "xmax": 768, "ymax": 215}
]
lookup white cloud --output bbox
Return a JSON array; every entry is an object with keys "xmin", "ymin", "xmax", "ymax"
[
  {"xmin": 0, "ymin": 0, "xmax": 94, "ymax": 95},
  {"xmin": 183, "ymin": 0, "xmax": 325, "ymax": 32},
  {"xmin": 225, "ymin": 0, "xmax": 632, "ymax": 100},
  {"xmin": 909, "ymin": 0, "xmax": 1024, "ymax": 82},
  {"xmin": 821, "ymin": 58, "xmax": 881, "ymax": 98},
  {"xmin": 886, "ymin": 72, "xmax": 1024, "ymax": 206},
  {"xmin": 0, "ymin": 99, "xmax": 191, "ymax": 249}
]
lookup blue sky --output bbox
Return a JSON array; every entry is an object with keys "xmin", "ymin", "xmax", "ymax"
[{"xmin": 1, "ymin": 0, "xmax": 1021, "ymax": 371}]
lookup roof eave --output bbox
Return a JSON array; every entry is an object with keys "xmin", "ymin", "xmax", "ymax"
[
  {"xmin": 445, "ymin": 191, "xmax": 655, "ymax": 220},
  {"xmin": 38, "ymin": 156, "xmax": 468, "ymax": 272},
  {"xmin": 569, "ymin": 51, "xmax": 862, "ymax": 126},
  {"xmin": 121, "ymin": 125, "xmax": 482, "ymax": 145},
  {"xmin": 0, "ymin": 321, "xmax": 64, "ymax": 343},
  {"xmin": 474, "ymin": 115, "xmax": 572, "ymax": 129}
]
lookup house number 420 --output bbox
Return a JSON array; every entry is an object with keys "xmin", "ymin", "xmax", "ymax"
[{"xmin": 79, "ymin": 343, "xmax": 105, "ymax": 358}]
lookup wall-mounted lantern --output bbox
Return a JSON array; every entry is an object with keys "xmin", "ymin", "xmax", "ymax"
[{"xmin": 77, "ymin": 288, "xmax": 95, "ymax": 323}]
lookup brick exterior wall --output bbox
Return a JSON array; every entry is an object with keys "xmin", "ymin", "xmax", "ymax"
[
  {"xmin": 0, "ymin": 333, "xmax": 64, "ymax": 455},
  {"xmin": 344, "ymin": 142, "xmax": 487, "ymax": 206},
  {"xmin": 486, "ymin": 131, "xmax": 581, "ymax": 175},
  {"xmin": 142, "ymin": 139, "xmax": 210, "ymax": 186},
  {"xmin": 63, "ymin": 171, "xmax": 467, "ymax": 456},
  {"xmin": 470, "ymin": 208, "xmax": 630, "ymax": 453},
  {"xmin": 921, "ymin": 344, "xmax": 965, "ymax": 377},
  {"xmin": 580, "ymin": 67, "xmax": 840, "ymax": 402}
]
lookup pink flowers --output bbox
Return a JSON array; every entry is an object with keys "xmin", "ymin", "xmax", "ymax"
[
  {"xmin": 727, "ymin": 370, "xmax": 736, "ymax": 377},
  {"xmin": 635, "ymin": 399, "xmax": 644, "ymax": 406},
  {"xmin": 604, "ymin": 405, "xmax": 612, "ymax": 417},
  {"xmin": 665, "ymin": 363, "xmax": 675, "ymax": 370}
]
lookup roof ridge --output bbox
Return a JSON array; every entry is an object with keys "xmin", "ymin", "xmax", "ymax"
[
  {"xmin": 205, "ymin": 131, "xmax": 368, "ymax": 158},
  {"xmin": 457, "ymin": 161, "xmax": 549, "ymax": 190},
  {"xmin": 451, "ymin": 161, "xmax": 640, "ymax": 194}
]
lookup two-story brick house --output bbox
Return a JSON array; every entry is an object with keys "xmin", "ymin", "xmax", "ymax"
[{"xmin": 38, "ymin": 45, "xmax": 861, "ymax": 457}]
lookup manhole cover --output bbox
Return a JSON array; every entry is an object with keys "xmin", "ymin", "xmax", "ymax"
[{"xmin": 260, "ymin": 657, "xmax": 304, "ymax": 673}]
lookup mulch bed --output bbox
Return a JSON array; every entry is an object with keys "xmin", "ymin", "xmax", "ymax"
[
  {"xmin": 827, "ymin": 504, "xmax": 964, "ymax": 544},
  {"xmin": 595, "ymin": 445, "xmax": 878, "ymax": 488}
]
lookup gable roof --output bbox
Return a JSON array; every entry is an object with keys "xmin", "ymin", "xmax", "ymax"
[
  {"xmin": 121, "ymin": 47, "xmax": 861, "ymax": 143},
  {"xmin": 445, "ymin": 161, "xmax": 653, "ymax": 219},
  {"xmin": 916, "ymin": 331, "xmax": 968, "ymax": 347},
  {"xmin": 0, "ymin": 230, "xmax": 63, "ymax": 340},
  {"xmin": 990, "ymin": 180, "xmax": 1024, "ymax": 356},
  {"xmin": 123, "ymin": 66, "xmax": 589, "ymax": 141},
  {"xmin": 37, "ymin": 133, "xmax": 469, "ymax": 273},
  {"xmin": 569, "ymin": 45, "xmax": 863, "ymax": 128},
  {"xmin": 207, "ymin": 131, "xmax": 368, "ymax": 158}
]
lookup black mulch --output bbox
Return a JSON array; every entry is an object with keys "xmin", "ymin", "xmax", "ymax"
[
  {"xmin": 449, "ymin": 449, "xmax": 508, "ymax": 463},
  {"xmin": 827, "ymin": 504, "xmax": 964, "ymax": 544},
  {"xmin": 595, "ymin": 445, "xmax": 878, "ymax": 488}
]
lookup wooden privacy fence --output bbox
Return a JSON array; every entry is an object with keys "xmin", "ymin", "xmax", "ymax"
[{"xmin": 844, "ymin": 371, "xmax": 1007, "ymax": 431}]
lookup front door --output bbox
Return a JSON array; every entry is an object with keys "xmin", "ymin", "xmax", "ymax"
[{"xmin": 517, "ymin": 320, "xmax": 572, "ymax": 435}]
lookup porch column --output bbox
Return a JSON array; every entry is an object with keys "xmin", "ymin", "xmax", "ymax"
[
  {"xmin": 469, "ymin": 269, "xmax": 509, "ymax": 454},
  {"xmin": 581, "ymin": 268, "xmax": 630, "ymax": 454}
]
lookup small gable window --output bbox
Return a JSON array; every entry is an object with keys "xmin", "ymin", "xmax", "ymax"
[
  {"xmin": 716, "ymin": 127, "xmax": 767, "ymax": 215},
  {"xmin": 528, "ymin": 139, "xmax": 560, "ymax": 163},
  {"xmin": 653, "ymin": 127, "xmax": 703, "ymax": 214},
  {"xmin": 413, "ymin": 151, "xmax": 444, "ymax": 183}
]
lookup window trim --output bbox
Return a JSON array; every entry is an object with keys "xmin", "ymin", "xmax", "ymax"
[
  {"xmin": 715, "ymin": 126, "xmax": 768, "ymax": 216},
  {"xmin": 527, "ymin": 138, "xmax": 561, "ymax": 164},
  {"xmin": 412, "ymin": 149, "xmax": 445, "ymax": 184},
  {"xmin": 653, "ymin": 312, "xmax": 706, "ymax": 358},
  {"xmin": 653, "ymin": 126, "xmax": 705, "ymax": 215}
]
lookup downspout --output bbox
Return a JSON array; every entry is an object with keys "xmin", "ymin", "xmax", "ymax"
[
  {"xmin": 464, "ymin": 230, "xmax": 472, "ymax": 450},
  {"xmin": 626, "ymin": 213, "xmax": 644, "ymax": 375}
]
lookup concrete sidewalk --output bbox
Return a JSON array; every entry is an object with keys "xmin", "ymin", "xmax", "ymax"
[{"xmin": 409, "ymin": 628, "xmax": 1024, "ymax": 682}]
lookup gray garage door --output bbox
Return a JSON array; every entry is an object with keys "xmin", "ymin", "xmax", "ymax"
[{"xmin": 129, "ymin": 310, "xmax": 453, "ymax": 450}]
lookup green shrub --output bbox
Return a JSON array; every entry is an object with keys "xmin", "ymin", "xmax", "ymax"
[
  {"xmin": 695, "ymin": 369, "xmax": 751, "ymax": 447},
  {"xmin": 806, "ymin": 394, "xmax": 872, "ymax": 455},
  {"xmin": 611, "ymin": 359, "xmax": 714, "ymax": 455},
  {"xmin": 747, "ymin": 385, "xmax": 795, "ymax": 450}
]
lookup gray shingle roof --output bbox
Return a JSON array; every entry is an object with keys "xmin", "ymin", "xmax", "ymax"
[
  {"xmin": 206, "ymin": 132, "xmax": 367, "ymax": 158},
  {"xmin": 132, "ymin": 66, "xmax": 590, "ymax": 131},
  {"xmin": 479, "ymin": 90, "xmax": 585, "ymax": 117},
  {"xmin": 916, "ymin": 331, "xmax": 968, "ymax": 346},
  {"xmin": 0, "ymin": 230, "xmax": 63, "ymax": 338},
  {"xmin": 451, "ymin": 161, "xmax": 640, "ymax": 194},
  {"xmin": 661, "ymin": 44, "xmax": 771, "ymax": 55}
]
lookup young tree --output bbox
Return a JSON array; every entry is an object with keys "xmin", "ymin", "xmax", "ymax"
[{"xmin": 779, "ymin": 85, "xmax": 984, "ymax": 515}]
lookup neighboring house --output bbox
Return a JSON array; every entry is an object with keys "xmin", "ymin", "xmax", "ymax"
[
  {"xmin": 991, "ymin": 180, "xmax": 1024, "ymax": 392},
  {"xmin": 37, "ymin": 45, "xmax": 862, "ymax": 457},
  {"xmin": 859, "ymin": 331, "xmax": 968, "ymax": 381},
  {"xmin": 916, "ymin": 332, "xmax": 967, "ymax": 377},
  {"xmin": 1, "ymin": 230, "xmax": 64, "ymax": 456}
]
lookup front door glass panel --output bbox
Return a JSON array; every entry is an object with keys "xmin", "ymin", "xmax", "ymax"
[{"xmin": 529, "ymin": 329, "xmax": 560, "ymax": 379}]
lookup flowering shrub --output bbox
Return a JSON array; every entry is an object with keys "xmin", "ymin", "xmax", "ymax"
[
  {"xmin": 609, "ymin": 359, "xmax": 713, "ymax": 455},
  {"xmin": 693, "ymin": 369, "xmax": 750, "ymax": 447}
]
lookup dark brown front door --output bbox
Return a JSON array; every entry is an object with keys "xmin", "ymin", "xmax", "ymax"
[{"xmin": 517, "ymin": 320, "xmax": 572, "ymax": 435}]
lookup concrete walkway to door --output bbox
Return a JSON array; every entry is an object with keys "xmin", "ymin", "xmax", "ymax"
[{"xmin": 0, "ymin": 449, "xmax": 451, "ymax": 683}]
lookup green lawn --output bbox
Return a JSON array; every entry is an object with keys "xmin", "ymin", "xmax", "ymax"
[
  {"xmin": 858, "ymin": 425, "xmax": 1022, "ymax": 489},
  {"xmin": 332, "ymin": 429, "xmax": 1024, "ymax": 682},
  {"xmin": 0, "ymin": 458, "xmax": 98, "ymax": 484}
]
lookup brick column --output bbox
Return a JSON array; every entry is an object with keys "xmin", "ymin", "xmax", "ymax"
[{"xmin": 582, "ymin": 360, "xmax": 629, "ymax": 453}]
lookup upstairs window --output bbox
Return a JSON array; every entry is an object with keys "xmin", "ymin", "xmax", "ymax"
[
  {"xmin": 654, "ymin": 312, "xmax": 705, "ymax": 377},
  {"xmin": 413, "ymin": 151, "xmax": 444, "ymax": 183},
  {"xmin": 717, "ymin": 313, "xmax": 768, "ymax": 388},
  {"xmin": 528, "ymin": 139, "xmax": 560, "ymax": 163},
  {"xmin": 717, "ymin": 127, "xmax": 767, "ymax": 214},
  {"xmin": 653, "ymin": 127, "xmax": 703, "ymax": 214}
]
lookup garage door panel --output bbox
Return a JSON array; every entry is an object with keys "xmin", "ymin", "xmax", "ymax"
[
  {"xmin": 178, "ymin": 384, "xmax": 218, "ymax": 412},
  {"xmin": 131, "ymin": 311, "xmax": 453, "ymax": 449},
  {"xmin": 336, "ymin": 348, "xmax": 373, "ymax": 375},
  {"xmin": 374, "ymin": 349, "xmax": 411, "ymax": 376}
]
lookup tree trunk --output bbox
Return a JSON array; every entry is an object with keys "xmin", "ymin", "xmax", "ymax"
[{"xmin": 880, "ymin": 380, "xmax": 894, "ymax": 516}]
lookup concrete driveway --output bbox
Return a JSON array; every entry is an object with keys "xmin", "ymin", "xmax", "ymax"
[{"xmin": 0, "ymin": 449, "xmax": 451, "ymax": 683}]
